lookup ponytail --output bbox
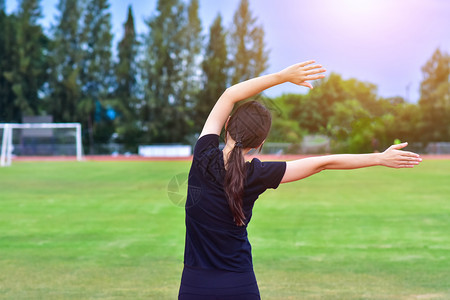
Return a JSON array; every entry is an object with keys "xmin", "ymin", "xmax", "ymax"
[
  {"xmin": 224, "ymin": 142, "xmax": 246, "ymax": 226},
  {"xmin": 223, "ymin": 101, "xmax": 272, "ymax": 226}
]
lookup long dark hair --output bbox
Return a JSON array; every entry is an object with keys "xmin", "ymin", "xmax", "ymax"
[{"xmin": 224, "ymin": 101, "xmax": 272, "ymax": 226}]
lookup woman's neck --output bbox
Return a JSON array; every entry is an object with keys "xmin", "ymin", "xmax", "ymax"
[{"xmin": 222, "ymin": 137, "xmax": 251, "ymax": 167}]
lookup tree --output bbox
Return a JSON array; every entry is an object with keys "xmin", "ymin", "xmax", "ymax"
[
  {"xmin": 79, "ymin": 0, "xmax": 114, "ymax": 151},
  {"xmin": 0, "ymin": 7, "xmax": 18, "ymax": 122},
  {"xmin": 305, "ymin": 73, "xmax": 381, "ymax": 134},
  {"xmin": 113, "ymin": 5, "xmax": 141, "ymax": 151},
  {"xmin": 388, "ymin": 101, "xmax": 423, "ymax": 146},
  {"xmin": 295, "ymin": 73, "xmax": 347, "ymax": 133},
  {"xmin": 229, "ymin": 0, "xmax": 269, "ymax": 84},
  {"xmin": 141, "ymin": 0, "xmax": 188, "ymax": 143},
  {"xmin": 267, "ymin": 94, "xmax": 307, "ymax": 147},
  {"xmin": 3, "ymin": 0, "xmax": 48, "ymax": 121},
  {"xmin": 418, "ymin": 48, "xmax": 450, "ymax": 143},
  {"xmin": 47, "ymin": 0, "xmax": 83, "ymax": 123},
  {"xmin": 196, "ymin": 13, "xmax": 228, "ymax": 132},
  {"xmin": 328, "ymin": 98, "xmax": 376, "ymax": 153},
  {"xmin": 179, "ymin": 0, "xmax": 202, "ymax": 110},
  {"xmin": 274, "ymin": 73, "xmax": 397, "ymax": 153}
]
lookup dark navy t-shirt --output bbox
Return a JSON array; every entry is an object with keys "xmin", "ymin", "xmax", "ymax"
[{"xmin": 183, "ymin": 134, "xmax": 286, "ymax": 272}]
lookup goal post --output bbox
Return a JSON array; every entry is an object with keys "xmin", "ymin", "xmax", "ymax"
[{"xmin": 0, "ymin": 123, "xmax": 83, "ymax": 167}]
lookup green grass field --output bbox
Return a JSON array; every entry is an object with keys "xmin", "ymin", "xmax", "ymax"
[{"xmin": 0, "ymin": 159, "xmax": 449, "ymax": 299}]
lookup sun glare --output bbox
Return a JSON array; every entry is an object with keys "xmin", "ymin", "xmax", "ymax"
[
  {"xmin": 324, "ymin": 0, "xmax": 386, "ymax": 25},
  {"xmin": 338, "ymin": 0, "xmax": 381, "ymax": 15},
  {"xmin": 317, "ymin": 0, "xmax": 394, "ymax": 40}
]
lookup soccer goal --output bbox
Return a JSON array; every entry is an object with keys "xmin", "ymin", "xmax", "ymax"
[{"xmin": 0, "ymin": 123, "xmax": 83, "ymax": 167}]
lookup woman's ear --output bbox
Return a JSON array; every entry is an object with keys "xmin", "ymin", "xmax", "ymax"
[
  {"xmin": 258, "ymin": 140, "xmax": 266, "ymax": 153},
  {"xmin": 224, "ymin": 116, "xmax": 231, "ymax": 130}
]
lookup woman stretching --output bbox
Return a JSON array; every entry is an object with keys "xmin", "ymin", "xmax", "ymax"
[{"xmin": 178, "ymin": 61, "xmax": 422, "ymax": 299}]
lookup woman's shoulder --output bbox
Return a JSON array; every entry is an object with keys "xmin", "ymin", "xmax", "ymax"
[
  {"xmin": 194, "ymin": 134, "xmax": 220, "ymax": 157},
  {"xmin": 192, "ymin": 134, "xmax": 225, "ymax": 183}
]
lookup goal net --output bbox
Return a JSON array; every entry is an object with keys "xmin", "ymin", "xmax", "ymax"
[{"xmin": 0, "ymin": 123, "xmax": 83, "ymax": 167}]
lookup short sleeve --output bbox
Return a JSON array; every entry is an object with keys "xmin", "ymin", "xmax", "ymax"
[
  {"xmin": 250, "ymin": 158, "xmax": 286, "ymax": 190},
  {"xmin": 194, "ymin": 134, "xmax": 220, "ymax": 158}
]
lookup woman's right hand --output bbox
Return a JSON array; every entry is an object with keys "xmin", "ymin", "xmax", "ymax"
[{"xmin": 278, "ymin": 60, "xmax": 326, "ymax": 89}]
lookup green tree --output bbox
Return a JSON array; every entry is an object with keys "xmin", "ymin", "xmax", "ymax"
[
  {"xmin": 305, "ymin": 73, "xmax": 381, "ymax": 134},
  {"xmin": 268, "ymin": 95, "xmax": 306, "ymax": 147},
  {"xmin": 389, "ymin": 101, "xmax": 423, "ymax": 146},
  {"xmin": 0, "ymin": 8, "xmax": 18, "ymax": 121},
  {"xmin": 112, "ymin": 5, "xmax": 141, "ymax": 151},
  {"xmin": 179, "ymin": 0, "xmax": 202, "ymax": 114},
  {"xmin": 229, "ymin": 0, "xmax": 269, "ymax": 84},
  {"xmin": 3, "ymin": 0, "xmax": 48, "ymax": 120},
  {"xmin": 328, "ymin": 98, "xmax": 376, "ymax": 153},
  {"xmin": 141, "ymin": 0, "xmax": 188, "ymax": 143},
  {"xmin": 47, "ymin": 0, "xmax": 83, "ymax": 123},
  {"xmin": 418, "ymin": 48, "xmax": 450, "ymax": 143},
  {"xmin": 268, "ymin": 93, "xmax": 310, "ymax": 143},
  {"xmin": 79, "ymin": 0, "xmax": 114, "ymax": 151},
  {"xmin": 196, "ymin": 13, "xmax": 228, "ymax": 132},
  {"xmin": 274, "ymin": 73, "xmax": 395, "ymax": 153}
]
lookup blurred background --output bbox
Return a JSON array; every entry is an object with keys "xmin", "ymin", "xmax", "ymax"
[{"xmin": 1, "ymin": 0, "xmax": 449, "ymax": 156}]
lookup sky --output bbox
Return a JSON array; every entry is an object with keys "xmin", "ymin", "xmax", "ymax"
[{"xmin": 5, "ymin": 0, "xmax": 450, "ymax": 102}]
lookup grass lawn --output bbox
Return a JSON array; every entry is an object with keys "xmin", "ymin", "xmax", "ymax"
[{"xmin": 0, "ymin": 159, "xmax": 449, "ymax": 299}]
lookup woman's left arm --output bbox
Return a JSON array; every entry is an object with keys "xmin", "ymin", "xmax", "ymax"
[{"xmin": 281, "ymin": 143, "xmax": 422, "ymax": 183}]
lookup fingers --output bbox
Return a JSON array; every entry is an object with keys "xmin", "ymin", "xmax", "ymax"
[
  {"xmin": 305, "ymin": 74, "xmax": 326, "ymax": 81},
  {"xmin": 395, "ymin": 153, "xmax": 422, "ymax": 168},
  {"xmin": 299, "ymin": 82, "xmax": 313, "ymax": 89},
  {"xmin": 298, "ymin": 60, "xmax": 316, "ymax": 67},
  {"xmin": 303, "ymin": 64, "xmax": 323, "ymax": 71},
  {"xmin": 400, "ymin": 151, "xmax": 421, "ymax": 158},
  {"xmin": 305, "ymin": 68, "xmax": 327, "ymax": 75},
  {"xmin": 398, "ymin": 164, "xmax": 416, "ymax": 168},
  {"xmin": 389, "ymin": 142, "xmax": 408, "ymax": 150},
  {"xmin": 402, "ymin": 157, "xmax": 422, "ymax": 164},
  {"xmin": 395, "ymin": 161, "xmax": 420, "ymax": 168}
]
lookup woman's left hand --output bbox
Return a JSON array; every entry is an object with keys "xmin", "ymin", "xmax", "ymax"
[{"xmin": 380, "ymin": 142, "xmax": 422, "ymax": 168}]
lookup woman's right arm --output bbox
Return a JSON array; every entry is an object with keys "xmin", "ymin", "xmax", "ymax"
[
  {"xmin": 281, "ymin": 143, "xmax": 422, "ymax": 183},
  {"xmin": 199, "ymin": 61, "xmax": 326, "ymax": 139}
]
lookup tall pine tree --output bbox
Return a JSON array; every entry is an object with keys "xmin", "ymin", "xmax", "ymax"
[
  {"xmin": 179, "ymin": 0, "xmax": 202, "ymax": 124},
  {"xmin": 79, "ymin": 0, "xmax": 114, "ymax": 151},
  {"xmin": 229, "ymin": 0, "xmax": 269, "ymax": 84},
  {"xmin": 0, "ymin": 5, "xmax": 18, "ymax": 121},
  {"xmin": 196, "ymin": 13, "xmax": 228, "ymax": 132},
  {"xmin": 116, "ymin": 6, "xmax": 138, "ymax": 102},
  {"xmin": 3, "ymin": 0, "xmax": 48, "ymax": 120},
  {"xmin": 141, "ymin": 0, "xmax": 187, "ymax": 143},
  {"xmin": 48, "ymin": 0, "xmax": 83, "ymax": 123},
  {"xmin": 113, "ymin": 5, "xmax": 140, "ymax": 150}
]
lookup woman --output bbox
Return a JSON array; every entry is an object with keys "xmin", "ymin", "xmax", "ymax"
[{"xmin": 179, "ymin": 61, "xmax": 422, "ymax": 299}]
